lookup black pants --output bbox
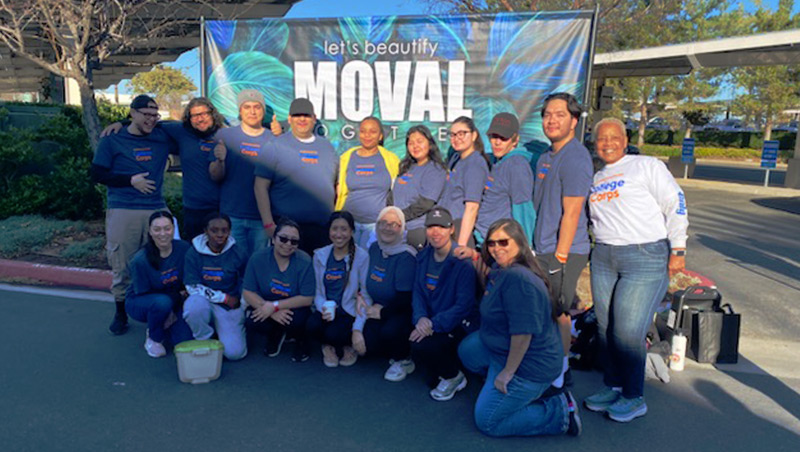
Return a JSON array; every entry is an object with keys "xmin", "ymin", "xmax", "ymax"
[
  {"xmin": 298, "ymin": 222, "xmax": 331, "ymax": 256},
  {"xmin": 363, "ymin": 308, "xmax": 413, "ymax": 360},
  {"xmin": 246, "ymin": 306, "xmax": 311, "ymax": 346},
  {"xmin": 536, "ymin": 253, "xmax": 589, "ymax": 315},
  {"xmin": 411, "ymin": 330, "xmax": 466, "ymax": 387},
  {"xmin": 183, "ymin": 207, "xmax": 218, "ymax": 241},
  {"xmin": 306, "ymin": 308, "xmax": 355, "ymax": 350}
]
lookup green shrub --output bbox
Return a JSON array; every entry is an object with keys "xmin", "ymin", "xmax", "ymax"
[
  {"xmin": 0, "ymin": 215, "xmax": 77, "ymax": 256},
  {"xmin": 163, "ymin": 173, "xmax": 184, "ymax": 235},
  {"xmin": 640, "ymin": 144, "xmax": 792, "ymax": 162},
  {"xmin": 62, "ymin": 236, "xmax": 104, "ymax": 260}
]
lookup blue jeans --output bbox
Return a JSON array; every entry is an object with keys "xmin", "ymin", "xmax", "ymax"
[
  {"xmin": 125, "ymin": 293, "xmax": 193, "ymax": 345},
  {"xmin": 230, "ymin": 217, "xmax": 267, "ymax": 257},
  {"xmin": 458, "ymin": 332, "xmax": 568, "ymax": 437},
  {"xmin": 591, "ymin": 240, "xmax": 670, "ymax": 399}
]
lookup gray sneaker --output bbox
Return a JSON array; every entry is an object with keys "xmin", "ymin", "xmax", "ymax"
[
  {"xmin": 384, "ymin": 359, "xmax": 415, "ymax": 382},
  {"xmin": 606, "ymin": 396, "xmax": 647, "ymax": 422},
  {"xmin": 584, "ymin": 387, "xmax": 621, "ymax": 412},
  {"xmin": 430, "ymin": 370, "xmax": 467, "ymax": 401}
]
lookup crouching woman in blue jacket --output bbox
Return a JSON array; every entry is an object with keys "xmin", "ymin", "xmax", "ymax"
[{"xmin": 410, "ymin": 206, "xmax": 478, "ymax": 402}]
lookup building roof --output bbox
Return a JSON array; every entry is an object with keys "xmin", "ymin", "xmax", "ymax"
[{"xmin": 0, "ymin": 0, "xmax": 299, "ymax": 93}]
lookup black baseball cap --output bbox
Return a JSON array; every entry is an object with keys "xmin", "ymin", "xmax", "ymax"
[
  {"xmin": 289, "ymin": 98, "xmax": 315, "ymax": 116},
  {"xmin": 487, "ymin": 112, "xmax": 519, "ymax": 139},
  {"xmin": 130, "ymin": 94, "xmax": 157, "ymax": 110},
  {"xmin": 425, "ymin": 207, "xmax": 453, "ymax": 228}
]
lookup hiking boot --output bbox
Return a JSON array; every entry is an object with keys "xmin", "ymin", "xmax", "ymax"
[
  {"xmin": 606, "ymin": 396, "xmax": 647, "ymax": 423},
  {"xmin": 108, "ymin": 312, "xmax": 129, "ymax": 336},
  {"xmin": 430, "ymin": 371, "xmax": 467, "ymax": 401},
  {"xmin": 565, "ymin": 391, "xmax": 582, "ymax": 436},
  {"xmin": 584, "ymin": 387, "xmax": 622, "ymax": 412},
  {"xmin": 144, "ymin": 330, "xmax": 166, "ymax": 358},
  {"xmin": 291, "ymin": 341, "xmax": 310, "ymax": 363},
  {"xmin": 384, "ymin": 359, "xmax": 415, "ymax": 382},
  {"xmin": 339, "ymin": 346, "xmax": 358, "ymax": 367},
  {"xmin": 263, "ymin": 332, "xmax": 286, "ymax": 358},
  {"xmin": 322, "ymin": 345, "xmax": 339, "ymax": 368}
]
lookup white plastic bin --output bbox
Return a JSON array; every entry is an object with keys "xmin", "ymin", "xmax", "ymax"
[{"xmin": 175, "ymin": 340, "xmax": 223, "ymax": 384}]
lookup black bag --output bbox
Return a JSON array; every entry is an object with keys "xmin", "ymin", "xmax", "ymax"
[{"xmin": 687, "ymin": 304, "xmax": 740, "ymax": 364}]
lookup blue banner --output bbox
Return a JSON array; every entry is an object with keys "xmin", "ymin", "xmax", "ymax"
[
  {"xmin": 203, "ymin": 12, "xmax": 594, "ymax": 155},
  {"xmin": 681, "ymin": 138, "xmax": 695, "ymax": 164},
  {"xmin": 761, "ymin": 140, "xmax": 779, "ymax": 169}
]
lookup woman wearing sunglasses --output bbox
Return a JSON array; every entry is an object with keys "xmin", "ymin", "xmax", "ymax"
[
  {"xmin": 243, "ymin": 218, "xmax": 315, "ymax": 362},
  {"xmin": 307, "ymin": 211, "xmax": 372, "ymax": 367},
  {"xmin": 475, "ymin": 113, "xmax": 536, "ymax": 247},
  {"xmin": 390, "ymin": 125, "xmax": 447, "ymax": 250},
  {"xmin": 438, "ymin": 116, "xmax": 490, "ymax": 259},
  {"xmin": 357, "ymin": 207, "xmax": 418, "ymax": 381},
  {"xmin": 458, "ymin": 219, "xmax": 582, "ymax": 438}
]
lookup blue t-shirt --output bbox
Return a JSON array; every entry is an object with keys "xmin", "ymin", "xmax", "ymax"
[
  {"xmin": 476, "ymin": 151, "xmax": 533, "ymax": 238},
  {"xmin": 126, "ymin": 240, "xmax": 190, "ymax": 298},
  {"xmin": 212, "ymin": 126, "xmax": 274, "ymax": 220},
  {"xmin": 242, "ymin": 247, "xmax": 315, "ymax": 302},
  {"xmin": 322, "ymin": 251, "xmax": 348, "ymax": 303},
  {"xmin": 184, "ymin": 243, "xmax": 249, "ymax": 297},
  {"xmin": 424, "ymin": 257, "xmax": 446, "ymax": 293},
  {"xmin": 343, "ymin": 152, "xmax": 391, "ymax": 224},
  {"xmin": 479, "ymin": 264, "xmax": 562, "ymax": 383},
  {"xmin": 93, "ymin": 128, "xmax": 174, "ymax": 209},
  {"xmin": 439, "ymin": 151, "xmax": 489, "ymax": 220},
  {"xmin": 254, "ymin": 133, "xmax": 337, "ymax": 225},
  {"xmin": 533, "ymin": 138, "xmax": 592, "ymax": 254},
  {"xmin": 365, "ymin": 243, "xmax": 416, "ymax": 310},
  {"xmin": 160, "ymin": 122, "xmax": 220, "ymax": 211},
  {"xmin": 392, "ymin": 161, "xmax": 447, "ymax": 231}
]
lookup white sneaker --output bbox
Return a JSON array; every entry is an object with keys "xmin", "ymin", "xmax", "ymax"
[
  {"xmin": 144, "ymin": 330, "xmax": 166, "ymax": 358},
  {"xmin": 384, "ymin": 359, "xmax": 416, "ymax": 382},
  {"xmin": 430, "ymin": 370, "xmax": 467, "ymax": 401}
]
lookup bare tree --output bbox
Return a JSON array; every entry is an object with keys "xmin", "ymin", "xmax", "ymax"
[{"xmin": 0, "ymin": 1, "xmax": 209, "ymax": 150}]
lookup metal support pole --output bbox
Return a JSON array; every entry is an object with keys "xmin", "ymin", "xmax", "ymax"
[{"xmin": 764, "ymin": 169, "xmax": 770, "ymax": 187}]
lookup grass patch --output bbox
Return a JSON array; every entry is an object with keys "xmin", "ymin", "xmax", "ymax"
[
  {"xmin": 640, "ymin": 144, "xmax": 792, "ymax": 162},
  {"xmin": 62, "ymin": 237, "xmax": 104, "ymax": 260},
  {"xmin": 0, "ymin": 215, "xmax": 85, "ymax": 257}
]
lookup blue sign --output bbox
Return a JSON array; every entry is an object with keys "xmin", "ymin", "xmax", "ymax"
[
  {"xmin": 761, "ymin": 140, "xmax": 779, "ymax": 169},
  {"xmin": 681, "ymin": 138, "xmax": 695, "ymax": 163}
]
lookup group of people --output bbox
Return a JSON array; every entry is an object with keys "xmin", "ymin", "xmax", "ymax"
[{"xmin": 91, "ymin": 89, "xmax": 689, "ymax": 437}]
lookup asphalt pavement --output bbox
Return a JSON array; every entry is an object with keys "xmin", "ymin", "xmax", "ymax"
[{"xmin": 2, "ymin": 177, "xmax": 799, "ymax": 451}]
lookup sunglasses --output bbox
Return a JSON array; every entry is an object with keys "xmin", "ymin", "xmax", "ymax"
[
  {"xmin": 276, "ymin": 235, "xmax": 300, "ymax": 246},
  {"xmin": 486, "ymin": 238, "xmax": 511, "ymax": 248}
]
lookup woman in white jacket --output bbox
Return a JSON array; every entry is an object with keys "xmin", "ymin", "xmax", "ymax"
[
  {"xmin": 583, "ymin": 118, "xmax": 689, "ymax": 423},
  {"xmin": 306, "ymin": 211, "xmax": 372, "ymax": 367}
]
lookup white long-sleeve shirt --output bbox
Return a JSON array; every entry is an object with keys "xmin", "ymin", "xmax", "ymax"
[{"xmin": 589, "ymin": 155, "xmax": 688, "ymax": 248}]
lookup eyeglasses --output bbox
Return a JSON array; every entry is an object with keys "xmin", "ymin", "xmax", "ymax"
[
  {"xmin": 449, "ymin": 130, "xmax": 470, "ymax": 140},
  {"xmin": 190, "ymin": 111, "xmax": 212, "ymax": 119},
  {"xmin": 276, "ymin": 235, "xmax": 300, "ymax": 246},
  {"xmin": 136, "ymin": 109, "xmax": 161, "ymax": 120},
  {"xmin": 378, "ymin": 220, "xmax": 402, "ymax": 230},
  {"xmin": 486, "ymin": 238, "xmax": 511, "ymax": 248}
]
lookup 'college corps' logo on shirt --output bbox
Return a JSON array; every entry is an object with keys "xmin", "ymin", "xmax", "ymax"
[
  {"xmin": 325, "ymin": 268, "xmax": 344, "ymax": 281},
  {"xmin": 199, "ymin": 139, "xmax": 215, "ymax": 153},
  {"xmin": 537, "ymin": 163, "xmax": 550, "ymax": 180},
  {"xmin": 240, "ymin": 142, "xmax": 260, "ymax": 157},
  {"xmin": 202, "ymin": 266, "xmax": 224, "ymax": 282},
  {"xmin": 485, "ymin": 176, "xmax": 495, "ymax": 191},
  {"xmin": 397, "ymin": 174, "xmax": 412, "ymax": 185},
  {"xmin": 300, "ymin": 150, "xmax": 319, "ymax": 164},
  {"xmin": 270, "ymin": 278, "xmax": 291, "ymax": 297},
  {"xmin": 590, "ymin": 176, "xmax": 625, "ymax": 203},
  {"xmin": 425, "ymin": 273, "xmax": 439, "ymax": 291},
  {"xmin": 355, "ymin": 164, "xmax": 375, "ymax": 176},
  {"xmin": 370, "ymin": 265, "xmax": 386, "ymax": 283},
  {"xmin": 161, "ymin": 267, "xmax": 179, "ymax": 286},
  {"xmin": 134, "ymin": 147, "xmax": 153, "ymax": 162}
]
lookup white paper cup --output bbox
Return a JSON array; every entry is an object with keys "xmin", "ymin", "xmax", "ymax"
[{"xmin": 322, "ymin": 301, "xmax": 337, "ymax": 320}]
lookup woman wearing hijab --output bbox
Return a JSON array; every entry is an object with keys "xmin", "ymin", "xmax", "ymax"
[{"xmin": 357, "ymin": 207, "xmax": 418, "ymax": 381}]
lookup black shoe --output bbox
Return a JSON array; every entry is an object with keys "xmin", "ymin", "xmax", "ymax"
[
  {"xmin": 263, "ymin": 332, "xmax": 286, "ymax": 357},
  {"xmin": 541, "ymin": 384, "xmax": 566, "ymax": 399},
  {"xmin": 564, "ymin": 368, "xmax": 574, "ymax": 387},
  {"xmin": 108, "ymin": 313, "xmax": 129, "ymax": 336},
  {"xmin": 291, "ymin": 341, "xmax": 310, "ymax": 363},
  {"xmin": 565, "ymin": 391, "xmax": 582, "ymax": 437}
]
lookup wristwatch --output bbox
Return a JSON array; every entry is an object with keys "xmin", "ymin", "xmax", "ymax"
[{"xmin": 670, "ymin": 249, "xmax": 686, "ymax": 257}]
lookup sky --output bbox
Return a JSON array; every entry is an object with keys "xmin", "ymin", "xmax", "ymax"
[{"xmin": 110, "ymin": 0, "xmax": 798, "ymax": 98}]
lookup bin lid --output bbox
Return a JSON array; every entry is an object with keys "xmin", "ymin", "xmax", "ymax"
[{"xmin": 174, "ymin": 339, "xmax": 223, "ymax": 353}]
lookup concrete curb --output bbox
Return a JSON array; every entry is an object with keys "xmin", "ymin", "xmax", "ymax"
[
  {"xmin": 677, "ymin": 178, "xmax": 800, "ymax": 197},
  {"xmin": 0, "ymin": 259, "xmax": 111, "ymax": 291}
]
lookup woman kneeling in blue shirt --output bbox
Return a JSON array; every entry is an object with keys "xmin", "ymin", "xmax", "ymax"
[
  {"xmin": 244, "ymin": 218, "xmax": 316, "ymax": 362},
  {"xmin": 458, "ymin": 219, "xmax": 582, "ymax": 437},
  {"xmin": 126, "ymin": 211, "xmax": 193, "ymax": 358}
]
